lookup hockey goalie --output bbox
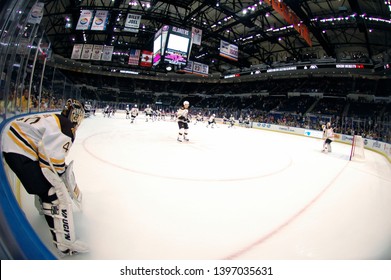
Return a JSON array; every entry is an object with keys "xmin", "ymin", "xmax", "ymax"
[{"xmin": 2, "ymin": 99, "xmax": 88, "ymax": 257}]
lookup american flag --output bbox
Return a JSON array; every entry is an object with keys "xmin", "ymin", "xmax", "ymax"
[{"xmin": 128, "ymin": 49, "xmax": 140, "ymax": 65}]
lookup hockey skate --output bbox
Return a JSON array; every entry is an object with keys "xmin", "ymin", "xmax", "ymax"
[
  {"xmin": 56, "ymin": 239, "xmax": 89, "ymax": 257},
  {"xmin": 43, "ymin": 200, "xmax": 89, "ymax": 257},
  {"xmin": 177, "ymin": 136, "xmax": 189, "ymax": 142}
]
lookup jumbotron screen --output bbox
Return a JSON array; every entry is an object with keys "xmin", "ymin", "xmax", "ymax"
[{"xmin": 163, "ymin": 26, "xmax": 191, "ymax": 66}]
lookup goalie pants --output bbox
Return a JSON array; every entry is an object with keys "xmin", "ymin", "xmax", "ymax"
[
  {"xmin": 325, "ymin": 138, "xmax": 333, "ymax": 144},
  {"xmin": 3, "ymin": 152, "xmax": 54, "ymax": 202}
]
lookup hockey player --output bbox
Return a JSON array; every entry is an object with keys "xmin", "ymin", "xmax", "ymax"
[
  {"xmin": 130, "ymin": 104, "xmax": 139, "ymax": 123},
  {"xmin": 244, "ymin": 115, "xmax": 251, "ymax": 128},
  {"xmin": 125, "ymin": 105, "xmax": 130, "ymax": 119},
  {"xmin": 238, "ymin": 115, "xmax": 244, "ymax": 126},
  {"xmin": 153, "ymin": 109, "xmax": 157, "ymax": 121},
  {"xmin": 322, "ymin": 122, "xmax": 334, "ymax": 153},
  {"xmin": 144, "ymin": 105, "xmax": 153, "ymax": 122},
  {"xmin": 160, "ymin": 109, "xmax": 166, "ymax": 121},
  {"xmin": 194, "ymin": 112, "xmax": 203, "ymax": 125},
  {"xmin": 103, "ymin": 105, "xmax": 110, "ymax": 117},
  {"xmin": 206, "ymin": 114, "xmax": 216, "ymax": 128},
  {"xmin": 177, "ymin": 100, "xmax": 190, "ymax": 142},
  {"xmin": 222, "ymin": 114, "xmax": 229, "ymax": 124},
  {"xmin": 228, "ymin": 114, "xmax": 235, "ymax": 128},
  {"xmin": 1, "ymin": 99, "xmax": 88, "ymax": 256}
]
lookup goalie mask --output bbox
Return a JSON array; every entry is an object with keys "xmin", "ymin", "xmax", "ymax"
[{"xmin": 62, "ymin": 99, "xmax": 85, "ymax": 127}]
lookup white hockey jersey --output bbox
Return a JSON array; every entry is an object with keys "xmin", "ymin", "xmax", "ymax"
[
  {"xmin": 177, "ymin": 107, "xmax": 189, "ymax": 123},
  {"xmin": 2, "ymin": 114, "xmax": 76, "ymax": 175},
  {"xmin": 130, "ymin": 107, "xmax": 139, "ymax": 117},
  {"xmin": 322, "ymin": 125, "xmax": 334, "ymax": 140},
  {"xmin": 144, "ymin": 107, "xmax": 153, "ymax": 115}
]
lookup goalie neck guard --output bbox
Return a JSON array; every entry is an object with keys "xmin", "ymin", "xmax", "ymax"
[{"xmin": 62, "ymin": 99, "xmax": 85, "ymax": 127}]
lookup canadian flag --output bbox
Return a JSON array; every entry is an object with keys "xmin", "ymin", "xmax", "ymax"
[{"xmin": 140, "ymin": 50, "xmax": 153, "ymax": 67}]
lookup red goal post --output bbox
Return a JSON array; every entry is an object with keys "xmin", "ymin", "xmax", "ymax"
[{"xmin": 349, "ymin": 135, "xmax": 365, "ymax": 161}]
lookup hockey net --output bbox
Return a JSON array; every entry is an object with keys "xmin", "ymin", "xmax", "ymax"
[{"xmin": 349, "ymin": 135, "xmax": 365, "ymax": 161}]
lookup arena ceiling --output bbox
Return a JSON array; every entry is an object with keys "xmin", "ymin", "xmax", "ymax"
[{"xmin": 40, "ymin": 0, "xmax": 391, "ymax": 75}]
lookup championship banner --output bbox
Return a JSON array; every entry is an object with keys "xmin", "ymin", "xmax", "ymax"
[
  {"xmin": 128, "ymin": 49, "xmax": 141, "ymax": 65},
  {"xmin": 71, "ymin": 44, "xmax": 83, "ymax": 59},
  {"xmin": 191, "ymin": 27, "xmax": 202, "ymax": 46},
  {"xmin": 76, "ymin": 10, "xmax": 94, "ymax": 30},
  {"xmin": 193, "ymin": 62, "xmax": 209, "ymax": 76},
  {"xmin": 140, "ymin": 50, "xmax": 153, "ymax": 67},
  {"xmin": 91, "ymin": 10, "xmax": 109, "ymax": 31},
  {"xmin": 27, "ymin": 2, "xmax": 44, "ymax": 24},
  {"xmin": 81, "ymin": 44, "xmax": 93, "ymax": 60},
  {"xmin": 91, "ymin": 45, "xmax": 103, "ymax": 60},
  {"xmin": 101, "ymin": 45, "xmax": 114, "ymax": 61},
  {"xmin": 219, "ymin": 40, "xmax": 238, "ymax": 61},
  {"xmin": 124, "ymin": 13, "xmax": 141, "ymax": 33},
  {"xmin": 180, "ymin": 60, "xmax": 193, "ymax": 73}
]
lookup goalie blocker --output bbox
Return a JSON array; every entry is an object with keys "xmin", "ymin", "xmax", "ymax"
[{"xmin": 62, "ymin": 160, "xmax": 83, "ymax": 210}]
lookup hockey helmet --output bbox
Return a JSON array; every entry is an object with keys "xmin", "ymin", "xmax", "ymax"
[
  {"xmin": 62, "ymin": 99, "xmax": 85, "ymax": 127},
  {"xmin": 183, "ymin": 101, "xmax": 190, "ymax": 106}
]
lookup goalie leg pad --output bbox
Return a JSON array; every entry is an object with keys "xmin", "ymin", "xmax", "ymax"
[
  {"xmin": 42, "ymin": 167, "xmax": 71, "ymax": 204},
  {"xmin": 42, "ymin": 187, "xmax": 88, "ymax": 256},
  {"xmin": 42, "ymin": 165, "xmax": 83, "ymax": 211},
  {"xmin": 34, "ymin": 195, "xmax": 44, "ymax": 215}
]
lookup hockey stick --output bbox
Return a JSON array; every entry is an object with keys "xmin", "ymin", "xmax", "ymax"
[{"xmin": 38, "ymin": 141, "xmax": 83, "ymax": 211}]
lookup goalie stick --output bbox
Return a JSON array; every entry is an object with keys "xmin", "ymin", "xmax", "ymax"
[{"xmin": 38, "ymin": 141, "xmax": 83, "ymax": 211}]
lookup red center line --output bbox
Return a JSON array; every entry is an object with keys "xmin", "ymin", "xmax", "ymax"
[{"xmin": 223, "ymin": 161, "xmax": 350, "ymax": 259}]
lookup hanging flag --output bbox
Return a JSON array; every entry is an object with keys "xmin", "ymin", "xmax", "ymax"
[
  {"xmin": 91, "ymin": 10, "xmax": 109, "ymax": 31},
  {"xmin": 71, "ymin": 44, "xmax": 83, "ymax": 59},
  {"xmin": 76, "ymin": 10, "xmax": 94, "ymax": 30},
  {"xmin": 128, "ymin": 49, "xmax": 141, "ymax": 65},
  {"xmin": 191, "ymin": 27, "xmax": 202, "ymax": 46},
  {"xmin": 193, "ymin": 62, "xmax": 209, "ymax": 76},
  {"xmin": 27, "ymin": 2, "xmax": 44, "ymax": 24},
  {"xmin": 124, "ymin": 14, "xmax": 141, "ymax": 33},
  {"xmin": 81, "ymin": 44, "xmax": 93, "ymax": 60},
  {"xmin": 101, "ymin": 45, "xmax": 114, "ymax": 61},
  {"xmin": 91, "ymin": 45, "xmax": 103, "ymax": 60},
  {"xmin": 219, "ymin": 40, "xmax": 238, "ymax": 61},
  {"xmin": 140, "ymin": 50, "xmax": 153, "ymax": 67}
]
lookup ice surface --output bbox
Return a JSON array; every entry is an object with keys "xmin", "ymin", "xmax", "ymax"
[{"xmin": 20, "ymin": 112, "xmax": 391, "ymax": 260}]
